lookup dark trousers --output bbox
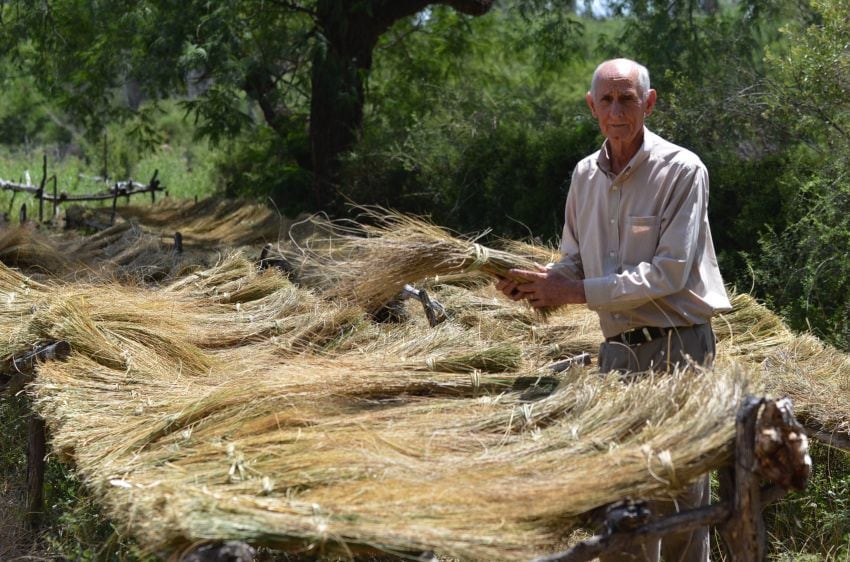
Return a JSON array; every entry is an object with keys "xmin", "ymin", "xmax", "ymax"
[
  {"xmin": 597, "ymin": 323, "xmax": 715, "ymax": 562},
  {"xmin": 598, "ymin": 323, "xmax": 716, "ymax": 374}
]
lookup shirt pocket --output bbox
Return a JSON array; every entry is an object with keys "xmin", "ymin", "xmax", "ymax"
[{"xmin": 621, "ymin": 215, "xmax": 660, "ymax": 266}]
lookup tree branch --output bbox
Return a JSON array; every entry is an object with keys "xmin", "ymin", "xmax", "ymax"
[
  {"xmin": 438, "ymin": 0, "xmax": 496, "ymax": 16},
  {"xmin": 266, "ymin": 0, "xmax": 317, "ymax": 17}
]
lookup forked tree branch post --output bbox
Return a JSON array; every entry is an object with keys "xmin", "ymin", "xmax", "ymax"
[
  {"xmin": 0, "ymin": 341, "xmax": 73, "ymax": 528},
  {"xmin": 532, "ymin": 396, "xmax": 812, "ymax": 562}
]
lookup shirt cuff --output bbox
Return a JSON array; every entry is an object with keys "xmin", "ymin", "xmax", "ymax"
[
  {"xmin": 546, "ymin": 260, "xmax": 582, "ymax": 281},
  {"xmin": 583, "ymin": 275, "xmax": 617, "ymax": 310}
]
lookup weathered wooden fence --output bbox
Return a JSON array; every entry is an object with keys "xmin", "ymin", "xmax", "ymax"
[{"xmin": 0, "ymin": 155, "xmax": 165, "ymax": 224}]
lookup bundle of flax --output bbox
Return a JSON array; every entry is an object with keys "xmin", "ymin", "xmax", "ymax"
[
  {"xmin": 30, "ymin": 346, "xmax": 749, "ymax": 561},
  {"xmin": 6, "ymin": 201, "xmax": 850, "ymax": 561},
  {"xmin": 112, "ymin": 197, "xmax": 288, "ymax": 247},
  {"xmin": 760, "ymin": 333, "xmax": 850, "ymax": 436},
  {"xmin": 714, "ymin": 292, "xmax": 795, "ymax": 362},
  {"xmin": 713, "ymin": 292, "xmax": 850, "ymax": 440},
  {"xmin": 2, "ymin": 250, "xmax": 745, "ymax": 560},
  {"xmin": 297, "ymin": 211, "xmax": 550, "ymax": 315},
  {"xmin": 0, "ymin": 224, "xmax": 75, "ymax": 276}
]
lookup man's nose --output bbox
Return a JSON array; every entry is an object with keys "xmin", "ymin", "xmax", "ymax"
[{"xmin": 610, "ymin": 100, "xmax": 624, "ymax": 116}]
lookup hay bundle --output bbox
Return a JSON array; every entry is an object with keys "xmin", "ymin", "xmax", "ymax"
[
  {"xmin": 30, "ymin": 348, "xmax": 749, "ymax": 561},
  {"xmin": 106, "ymin": 198, "xmax": 287, "ymax": 247},
  {"xmin": 0, "ymin": 224, "xmax": 74, "ymax": 275},
  {"xmin": 28, "ymin": 286, "xmax": 212, "ymax": 375},
  {"xmin": 714, "ymin": 293, "xmax": 795, "ymax": 362},
  {"xmin": 760, "ymin": 333, "xmax": 850, "ymax": 435},
  {"xmin": 296, "ymin": 211, "xmax": 551, "ymax": 315},
  {"xmin": 2, "ymin": 203, "xmax": 848, "ymax": 561},
  {"xmin": 416, "ymin": 342, "xmax": 522, "ymax": 373}
]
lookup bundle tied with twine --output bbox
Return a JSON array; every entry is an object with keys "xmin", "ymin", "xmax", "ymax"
[
  {"xmin": 3, "ymin": 201, "xmax": 850, "ymax": 560},
  {"xmin": 30, "ymin": 345, "xmax": 751, "ymax": 561},
  {"xmin": 297, "ymin": 210, "xmax": 557, "ymax": 317}
]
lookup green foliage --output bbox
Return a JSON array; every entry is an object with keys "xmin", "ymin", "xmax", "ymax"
[
  {"xmin": 0, "ymin": 0, "xmax": 314, "ymax": 143},
  {"xmin": 743, "ymin": 0, "xmax": 850, "ymax": 349},
  {"xmin": 750, "ymin": 177, "xmax": 850, "ymax": 349},
  {"xmin": 344, "ymin": 4, "xmax": 599, "ymax": 239},
  {"xmin": 41, "ymin": 464, "xmax": 154, "ymax": 562},
  {"xmin": 766, "ymin": 443, "xmax": 850, "ymax": 560},
  {"xmin": 215, "ymin": 123, "xmax": 313, "ymax": 216},
  {"xmin": 0, "ymin": 63, "xmax": 74, "ymax": 149}
]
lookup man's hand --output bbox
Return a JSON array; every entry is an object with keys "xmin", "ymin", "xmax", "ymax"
[{"xmin": 495, "ymin": 265, "xmax": 586, "ymax": 308}]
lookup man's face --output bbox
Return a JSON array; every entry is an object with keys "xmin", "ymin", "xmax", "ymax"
[{"xmin": 585, "ymin": 64, "xmax": 656, "ymax": 147}]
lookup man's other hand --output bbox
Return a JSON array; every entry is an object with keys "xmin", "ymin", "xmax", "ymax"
[{"xmin": 497, "ymin": 265, "xmax": 586, "ymax": 308}]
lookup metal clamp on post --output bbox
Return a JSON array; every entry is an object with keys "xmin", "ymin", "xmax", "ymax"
[
  {"xmin": 401, "ymin": 284, "xmax": 448, "ymax": 327},
  {"xmin": 1, "ymin": 340, "xmax": 72, "ymax": 396}
]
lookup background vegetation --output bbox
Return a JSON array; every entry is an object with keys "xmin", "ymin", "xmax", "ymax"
[{"xmin": 0, "ymin": 0, "xmax": 848, "ymax": 559}]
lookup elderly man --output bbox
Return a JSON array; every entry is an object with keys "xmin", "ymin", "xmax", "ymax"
[{"xmin": 497, "ymin": 58, "xmax": 730, "ymax": 561}]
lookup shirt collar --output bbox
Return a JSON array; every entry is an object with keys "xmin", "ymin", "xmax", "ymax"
[{"xmin": 596, "ymin": 127, "xmax": 654, "ymax": 179}]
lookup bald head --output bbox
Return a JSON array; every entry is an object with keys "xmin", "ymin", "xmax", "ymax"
[{"xmin": 590, "ymin": 59, "xmax": 651, "ymax": 100}]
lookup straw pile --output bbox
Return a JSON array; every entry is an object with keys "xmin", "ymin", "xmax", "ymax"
[
  {"xmin": 89, "ymin": 197, "xmax": 290, "ymax": 248},
  {"xmin": 29, "ymin": 341, "xmax": 750, "ymax": 560},
  {"xmin": 0, "ymin": 203, "xmax": 848, "ymax": 560},
  {"xmin": 293, "ymin": 211, "xmax": 557, "ymax": 316}
]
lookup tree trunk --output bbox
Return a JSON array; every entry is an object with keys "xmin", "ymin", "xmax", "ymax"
[
  {"xmin": 309, "ymin": 0, "xmax": 495, "ymax": 209},
  {"xmin": 309, "ymin": 9, "xmax": 373, "ymax": 210}
]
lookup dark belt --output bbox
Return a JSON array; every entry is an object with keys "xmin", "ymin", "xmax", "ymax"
[{"xmin": 606, "ymin": 326, "xmax": 671, "ymax": 346}]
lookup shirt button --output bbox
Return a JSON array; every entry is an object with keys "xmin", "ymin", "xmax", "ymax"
[
  {"xmin": 609, "ymin": 251, "xmax": 615, "ymax": 257},
  {"xmin": 612, "ymin": 186, "xmax": 619, "ymax": 191},
  {"xmin": 609, "ymin": 219, "xmax": 615, "ymax": 224}
]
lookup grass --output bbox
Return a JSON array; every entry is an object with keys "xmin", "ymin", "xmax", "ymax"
[{"xmin": 765, "ymin": 442, "xmax": 850, "ymax": 560}]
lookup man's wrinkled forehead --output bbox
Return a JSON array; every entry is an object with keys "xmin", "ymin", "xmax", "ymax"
[{"xmin": 594, "ymin": 62, "xmax": 640, "ymax": 92}]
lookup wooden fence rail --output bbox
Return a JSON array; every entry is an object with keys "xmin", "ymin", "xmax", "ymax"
[{"xmin": 1, "ymin": 155, "xmax": 165, "ymax": 224}]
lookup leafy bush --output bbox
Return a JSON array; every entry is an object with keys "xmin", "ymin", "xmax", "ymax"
[{"xmin": 214, "ymin": 124, "xmax": 313, "ymax": 217}]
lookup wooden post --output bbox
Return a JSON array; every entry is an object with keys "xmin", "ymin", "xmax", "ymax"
[
  {"xmin": 174, "ymin": 232, "xmax": 183, "ymax": 254},
  {"xmin": 1, "ymin": 341, "xmax": 73, "ymax": 528},
  {"xmin": 19, "ymin": 202, "xmax": 26, "ymax": 224},
  {"xmin": 716, "ymin": 396, "xmax": 765, "ymax": 561},
  {"xmin": 102, "ymin": 131, "xmax": 109, "ymax": 181},
  {"xmin": 38, "ymin": 154, "xmax": 47, "ymax": 223},
  {"xmin": 150, "ymin": 169, "xmax": 159, "ymax": 205},
  {"xmin": 26, "ymin": 413, "xmax": 46, "ymax": 527},
  {"xmin": 532, "ymin": 396, "xmax": 811, "ymax": 562},
  {"xmin": 111, "ymin": 186, "xmax": 119, "ymax": 225},
  {"xmin": 52, "ymin": 175, "xmax": 59, "ymax": 221}
]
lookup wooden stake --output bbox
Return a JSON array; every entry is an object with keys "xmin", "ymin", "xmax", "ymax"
[{"xmin": 26, "ymin": 414, "xmax": 46, "ymax": 528}]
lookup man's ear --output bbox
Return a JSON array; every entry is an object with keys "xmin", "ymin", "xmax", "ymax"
[
  {"xmin": 585, "ymin": 91, "xmax": 597, "ymax": 118},
  {"xmin": 644, "ymin": 89, "xmax": 657, "ymax": 117}
]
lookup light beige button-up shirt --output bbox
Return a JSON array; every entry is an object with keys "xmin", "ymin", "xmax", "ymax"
[{"xmin": 552, "ymin": 128, "xmax": 731, "ymax": 339}]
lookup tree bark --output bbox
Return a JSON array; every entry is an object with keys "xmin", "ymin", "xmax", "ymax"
[{"xmin": 309, "ymin": 0, "xmax": 495, "ymax": 209}]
